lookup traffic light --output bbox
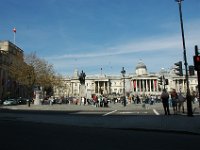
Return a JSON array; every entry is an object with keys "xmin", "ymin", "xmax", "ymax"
[
  {"xmin": 193, "ymin": 56, "xmax": 200, "ymax": 71},
  {"xmin": 195, "ymin": 45, "xmax": 199, "ymax": 56},
  {"xmin": 158, "ymin": 76, "xmax": 163, "ymax": 85},
  {"xmin": 174, "ymin": 61, "xmax": 183, "ymax": 76},
  {"xmin": 189, "ymin": 65, "xmax": 195, "ymax": 76},
  {"xmin": 194, "ymin": 45, "xmax": 200, "ymax": 71}
]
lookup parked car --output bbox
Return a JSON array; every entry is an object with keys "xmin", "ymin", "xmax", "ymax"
[
  {"xmin": 54, "ymin": 98, "xmax": 62, "ymax": 104},
  {"xmin": 16, "ymin": 98, "xmax": 28, "ymax": 105},
  {"xmin": 3, "ymin": 99, "xmax": 18, "ymax": 105}
]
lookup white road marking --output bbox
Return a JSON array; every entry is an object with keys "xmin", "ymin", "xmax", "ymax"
[
  {"xmin": 102, "ymin": 110, "xmax": 117, "ymax": 116},
  {"xmin": 153, "ymin": 109, "xmax": 160, "ymax": 115},
  {"xmin": 119, "ymin": 112, "xmax": 134, "ymax": 114},
  {"xmin": 70, "ymin": 112, "xmax": 103, "ymax": 115},
  {"xmin": 119, "ymin": 112, "xmax": 148, "ymax": 114}
]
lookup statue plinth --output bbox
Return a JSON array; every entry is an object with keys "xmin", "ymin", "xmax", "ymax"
[
  {"xmin": 79, "ymin": 85, "xmax": 86, "ymax": 98},
  {"xmin": 34, "ymin": 90, "xmax": 42, "ymax": 105}
]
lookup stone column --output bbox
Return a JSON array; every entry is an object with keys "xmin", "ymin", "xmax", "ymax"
[
  {"xmin": 146, "ymin": 80, "xmax": 148, "ymax": 92},
  {"xmin": 135, "ymin": 80, "xmax": 138, "ymax": 92},
  {"xmin": 150, "ymin": 80, "xmax": 152, "ymax": 93},
  {"xmin": 104, "ymin": 82, "xmax": 105, "ymax": 90},
  {"xmin": 142, "ymin": 79, "xmax": 144, "ymax": 92},
  {"xmin": 145, "ymin": 80, "xmax": 147, "ymax": 92},
  {"xmin": 107, "ymin": 81, "xmax": 110, "ymax": 94},
  {"xmin": 139, "ymin": 80, "xmax": 141, "ymax": 93},
  {"xmin": 98, "ymin": 81, "xmax": 100, "ymax": 94},
  {"xmin": 94, "ymin": 82, "xmax": 96, "ymax": 93},
  {"xmin": 71, "ymin": 83, "xmax": 74, "ymax": 96}
]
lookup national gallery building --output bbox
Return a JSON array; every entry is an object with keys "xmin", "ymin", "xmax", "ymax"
[{"xmin": 54, "ymin": 61, "xmax": 198, "ymax": 99}]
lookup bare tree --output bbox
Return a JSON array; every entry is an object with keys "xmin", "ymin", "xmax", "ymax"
[
  {"xmin": 8, "ymin": 51, "xmax": 33, "ymax": 98},
  {"xmin": 24, "ymin": 52, "xmax": 56, "ymax": 96},
  {"xmin": 9, "ymin": 52, "xmax": 60, "ymax": 98}
]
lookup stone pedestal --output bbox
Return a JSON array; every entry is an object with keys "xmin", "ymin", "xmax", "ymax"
[
  {"xmin": 79, "ymin": 85, "xmax": 86, "ymax": 98},
  {"xmin": 34, "ymin": 90, "xmax": 42, "ymax": 105}
]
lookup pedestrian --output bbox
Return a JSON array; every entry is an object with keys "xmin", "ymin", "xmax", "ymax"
[
  {"xmin": 81, "ymin": 97, "xmax": 85, "ymax": 105},
  {"xmin": 93, "ymin": 95, "xmax": 99, "ymax": 107},
  {"xmin": 161, "ymin": 89, "xmax": 170, "ymax": 115},
  {"xmin": 28, "ymin": 99, "xmax": 31, "ymax": 107},
  {"xmin": 84, "ymin": 97, "xmax": 86, "ymax": 105},
  {"xmin": 150, "ymin": 95, "xmax": 154, "ymax": 105},
  {"xmin": 177, "ymin": 92, "xmax": 185, "ymax": 113},
  {"xmin": 136, "ymin": 95, "xmax": 140, "ymax": 104},
  {"xmin": 171, "ymin": 89, "xmax": 178, "ymax": 115},
  {"xmin": 49, "ymin": 99, "xmax": 52, "ymax": 105},
  {"xmin": 48, "ymin": 97, "xmax": 53, "ymax": 105}
]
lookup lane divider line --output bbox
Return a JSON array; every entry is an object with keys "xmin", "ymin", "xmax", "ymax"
[
  {"xmin": 153, "ymin": 109, "xmax": 160, "ymax": 115},
  {"xmin": 102, "ymin": 110, "xmax": 117, "ymax": 116}
]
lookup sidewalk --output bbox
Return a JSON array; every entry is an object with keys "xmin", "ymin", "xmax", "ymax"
[
  {"xmin": 1, "ymin": 103, "xmax": 200, "ymax": 135},
  {"xmin": 1, "ymin": 102, "xmax": 152, "ymax": 111}
]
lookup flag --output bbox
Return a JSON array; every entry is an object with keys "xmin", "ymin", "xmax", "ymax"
[
  {"xmin": 13, "ymin": 27, "xmax": 16, "ymax": 33},
  {"xmin": 133, "ymin": 80, "xmax": 136, "ymax": 88},
  {"xmin": 154, "ymin": 80, "xmax": 157, "ymax": 89}
]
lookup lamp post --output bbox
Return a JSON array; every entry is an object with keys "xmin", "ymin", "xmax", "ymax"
[
  {"xmin": 175, "ymin": 0, "xmax": 193, "ymax": 116},
  {"xmin": 121, "ymin": 67, "xmax": 126, "ymax": 106}
]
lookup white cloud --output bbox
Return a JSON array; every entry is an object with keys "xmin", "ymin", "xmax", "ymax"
[
  {"xmin": 46, "ymin": 35, "xmax": 178, "ymax": 59},
  {"xmin": 46, "ymin": 19, "xmax": 200, "ymax": 75}
]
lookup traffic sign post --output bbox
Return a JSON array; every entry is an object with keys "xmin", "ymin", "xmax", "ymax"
[{"xmin": 193, "ymin": 45, "xmax": 200, "ymax": 108}]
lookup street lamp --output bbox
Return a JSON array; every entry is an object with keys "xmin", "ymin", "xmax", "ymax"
[
  {"xmin": 121, "ymin": 67, "xmax": 126, "ymax": 106},
  {"xmin": 175, "ymin": 0, "xmax": 193, "ymax": 116}
]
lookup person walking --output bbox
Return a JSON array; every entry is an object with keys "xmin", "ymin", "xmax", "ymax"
[
  {"xmin": 171, "ymin": 89, "xmax": 178, "ymax": 115},
  {"xmin": 177, "ymin": 92, "xmax": 185, "ymax": 113},
  {"xmin": 161, "ymin": 89, "xmax": 170, "ymax": 115}
]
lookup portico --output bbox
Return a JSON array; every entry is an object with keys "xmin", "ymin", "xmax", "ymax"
[
  {"xmin": 94, "ymin": 79, "xmax": 110, "ymax": 95},
  {"xmin": 132, "ymin": 78, "xmax": 159, "ymax": 93}
]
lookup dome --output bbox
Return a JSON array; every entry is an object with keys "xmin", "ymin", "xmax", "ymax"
[
  {"xmin": 136, "ymin": 61, "xmax": 147, "ymax": 70},
  {"xmin": 135, "ymin": 61, "xmax": 148, "ymax": 76}
]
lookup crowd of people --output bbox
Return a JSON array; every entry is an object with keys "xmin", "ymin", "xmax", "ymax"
[
  {"xmin": 161, "ymin": 89, "xmax": 188, "ymax": 115},
  {"xmin": 91, "ymin": 95, "xmax": 109, "ymax": 107},
  {"xmin": 43, "ymin": 90, "xmax": 199, "ymax": 115}
]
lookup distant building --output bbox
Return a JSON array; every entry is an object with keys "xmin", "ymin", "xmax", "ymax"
[
  {"xmin": 0, "ymin": 41, "xmax": 29, "ymax": 99},
  {"xmin": 1, "ymin": 41, "xmax": 196, "ymax": 100},
  {"xmin": 53, "ymin": 61, "xmax": 198, "ymax": 99}
]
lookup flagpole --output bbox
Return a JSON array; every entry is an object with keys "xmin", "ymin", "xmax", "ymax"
[
  {"xmin": 14, "ymin": 32, "xmax": 15, "ymax": 44},
  {"xmin": 13, "ymin": 27, "xmax": 16, "ymax": 44}
]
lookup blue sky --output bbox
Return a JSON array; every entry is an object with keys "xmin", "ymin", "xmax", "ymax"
[{"xmin": 1, "ymin": 0, "xmax": 200, "ymax": 76}]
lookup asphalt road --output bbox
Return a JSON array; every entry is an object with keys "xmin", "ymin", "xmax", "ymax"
[{"xmin": 0, "ymin": 119, "xmax": 199, "ymax": 150}]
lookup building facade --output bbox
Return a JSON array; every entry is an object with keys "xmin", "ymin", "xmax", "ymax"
[
  {"xmin": 53, "ymin": 61, "xmax": 198, "ymax": 99},
  {"xmin": 0, "ymin": 41, "xmax": 29, "ymax": 99}
]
